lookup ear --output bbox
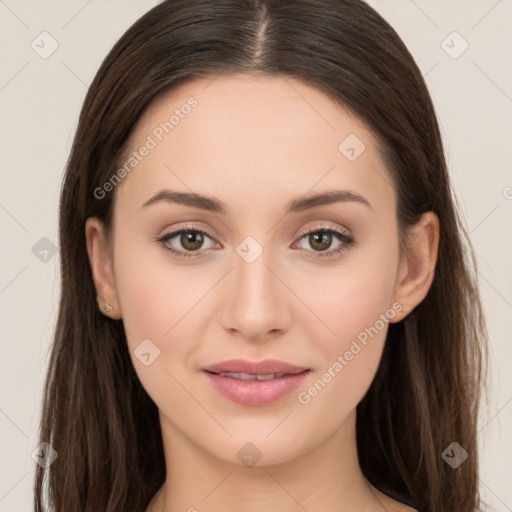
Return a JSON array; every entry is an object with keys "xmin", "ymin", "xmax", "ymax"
[
  {"xmin": 85, "ymin": 217, "xmax": 122, "ymax": 320},
  {"xmin": 390, "ymin": 211, "xmax": 440, "ymax": 323}
]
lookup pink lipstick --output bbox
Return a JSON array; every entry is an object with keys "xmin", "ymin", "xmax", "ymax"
[{"xmin": 202, "ymin": 359, "xmax": 310, "ymax": 406}]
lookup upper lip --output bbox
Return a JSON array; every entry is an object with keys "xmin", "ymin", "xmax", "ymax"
[{"xmin": 202, "ymin": 359, "xmax": 309, "ymax": 375}]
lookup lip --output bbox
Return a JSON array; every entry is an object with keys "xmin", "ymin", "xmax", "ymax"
[
  {"xmin": 202, "ymin": 359, "xmax": 310, "ymax": 407},
  {"xmin": 202, "ymin": 358, "xmax": 308, "ymax": 375}
]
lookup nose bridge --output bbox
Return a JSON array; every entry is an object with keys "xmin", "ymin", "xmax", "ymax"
[
  {"xmin": 234, "ymin": 236, "xmax": 278, "ymax": 311},
  {"xmin": 221, "ymin": 234, "xmax": 290, "ymax": 338}
]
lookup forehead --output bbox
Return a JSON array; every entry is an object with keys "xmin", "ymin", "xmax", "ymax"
[
  {"xmin": 133, "ymin": 73, "xmax": 375, "ymax": 150},
  {"xmin": 115, "ymin": 73, "xmax": 394, "ymax": 214}
]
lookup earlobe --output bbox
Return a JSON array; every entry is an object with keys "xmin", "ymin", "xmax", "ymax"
[
  {"xmin": 85, "ymin": 217, "xmax": 122, "ymax": 319},
  {"xmin": 390, "ymin": 212, "xmax": 440, "ymax": 323}
]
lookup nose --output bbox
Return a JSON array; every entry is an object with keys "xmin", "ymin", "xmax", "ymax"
[{"xmin": 220, "ymin": 242, "xmax": 292, "ymax": 343}]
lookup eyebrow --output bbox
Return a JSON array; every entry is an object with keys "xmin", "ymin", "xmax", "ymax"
[{"xmin": 140, "ymin": 188, "xmax": 372, "ymax": 214}]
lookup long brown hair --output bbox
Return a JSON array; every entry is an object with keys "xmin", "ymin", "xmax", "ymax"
[{"xmin": 34, "ymin": 1, "xmax": 488, "ymax": 510}]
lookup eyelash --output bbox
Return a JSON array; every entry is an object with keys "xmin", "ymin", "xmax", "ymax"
[{"xmin": 156, "ymin": 225, "xmax": 355, "ymax": 260}]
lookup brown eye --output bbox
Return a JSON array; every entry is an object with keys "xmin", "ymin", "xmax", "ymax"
[
  {"xmin": 294, "ymin": 227, "xmax": 355, "ymax": 259},
  {"xmin": 179, "ymin": 231, "xmax": 204, "ymax": 251},
  {"xmin": 308, "ymin": 231, "xmax": 333, "ymax": 251},
  {"xmin": 157, "ymin": 228, "xmax": 217, "ymax": 259},
  {"xmin": 157, "ymin": 226, "xmax": 354, "ymax": 261}
]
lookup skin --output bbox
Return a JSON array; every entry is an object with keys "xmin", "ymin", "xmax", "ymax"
[{"xmin": 86, "ymin": 73, "xmax": 439, "ymax": 512}]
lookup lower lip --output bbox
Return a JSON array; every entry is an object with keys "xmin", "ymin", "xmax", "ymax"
[{"xmin": 203, "ymin": 371, "xmax": 309, "ymax": 406}]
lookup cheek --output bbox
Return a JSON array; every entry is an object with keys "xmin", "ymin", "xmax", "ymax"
[
  {"xmin": 296, "ymin": 288, "xmax": 394, "ymax": 425},
  {"xmin": 304, "ymin": 240, "xmax": 399, "ymax": 340},
  {"xmin": 112, "ymin": 233, "xmax": 211, "ymax": 387},
  {"xmin": 113, "ymin": 226, "xmax": 203, "ymax": 340},
  {"xmin": 297, "ymin": 243, "xmax": 399, "ymax": 408},
  {"xmin": 113, "ymin": 248, "xmax": 209, "ymax": 416}
]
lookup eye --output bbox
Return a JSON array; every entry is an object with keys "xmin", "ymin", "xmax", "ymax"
[
  {"xmin": 156, "ymin": 227, "xmax": 219, "ymax": 259},
  {"xmin": 293, "ymin": 226, "xmax": 355, "ymax": 259},
  {"xmin": 156, "ymin": 224, "xmax": 355, "ymax": 260}
]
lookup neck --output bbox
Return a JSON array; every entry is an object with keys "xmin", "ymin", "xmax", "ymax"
[{"xmin": 148, "ymin": 409, "xmax": 387, "ymax": 512}]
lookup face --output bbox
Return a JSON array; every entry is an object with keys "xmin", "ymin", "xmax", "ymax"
[{"xmin": 87, "ymin": 73, "xmax": 433, "ymax": 468}]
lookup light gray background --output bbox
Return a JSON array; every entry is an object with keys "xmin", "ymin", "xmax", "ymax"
[{"xmin": 0, "ymin": 0, "xmax": 511, "ymax": 510}]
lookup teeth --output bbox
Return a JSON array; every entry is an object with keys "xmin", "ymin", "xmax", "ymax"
[
  {"xmin": 217, "ymin": 372, "xmax": 287, "ymax": 380},
  {"xmin": 256, "ymin": 373, "xmax": 279, "ymax": 381}
]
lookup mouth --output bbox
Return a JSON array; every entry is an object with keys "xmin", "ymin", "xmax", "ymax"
[
  {"xmin": 202, "ymin": 358, "xmax": 309, "ymax": 375},
  {"xmin": 201, "ymin": 359, "xmax": 311, "ymax": 406},
  {"xmin": 206, "ymin": 371, "xmax": 303, "ymax": 380}
]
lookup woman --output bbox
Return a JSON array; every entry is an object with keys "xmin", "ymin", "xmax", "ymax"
[{"xmin": 34, "ymin": 1, "xmax": 488, "ymax": 511}]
